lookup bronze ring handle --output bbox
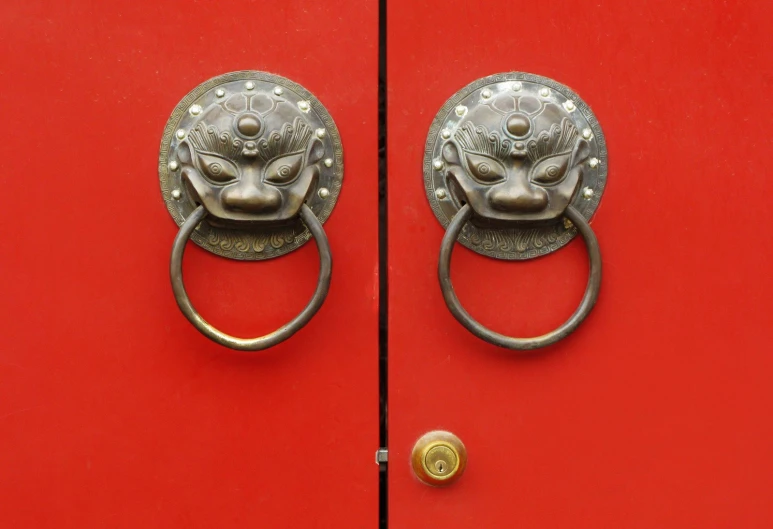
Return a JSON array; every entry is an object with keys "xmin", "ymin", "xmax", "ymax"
[
  {"xmin": 170, "ymin": 204, "xmax": 332, "ymax": 351},
  {"xmin": 438, "ymin": 204, "xmax": 601, "ymax": 351}
]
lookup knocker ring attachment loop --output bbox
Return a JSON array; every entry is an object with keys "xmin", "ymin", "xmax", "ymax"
[
  {"xmin": 424, "ymin": 73, "xmax": 607, "ymax": 350},
  {"xmin": 171, "ymin": 204, "xmax": 331, "ymax": 351},
  {"xmin": 159, "ymin": 71, "xmax": 343, "ymax": 351},
  {"xmin": 438, "ymin": 204, "xmax": 601, "ymax": 350}
]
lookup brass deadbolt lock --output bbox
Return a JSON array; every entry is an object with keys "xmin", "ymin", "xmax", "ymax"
[{"xmin": 411, "ymin": 430, "xmax": 467, "ymax": 486}]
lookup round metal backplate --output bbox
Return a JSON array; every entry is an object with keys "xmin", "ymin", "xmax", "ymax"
[
  {"xmin": 424, "ymin": 72, "xmax": 607, "ymax": 260},
  {"xmin": 159, "ymin": 71, "xmax": 343, "ymax": 260}
]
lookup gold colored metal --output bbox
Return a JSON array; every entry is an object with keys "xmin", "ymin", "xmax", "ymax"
[{"xmin": 411, "ymin": 430, "xmax": 467, "ymax": 486}]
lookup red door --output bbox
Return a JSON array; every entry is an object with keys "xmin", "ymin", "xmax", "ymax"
[
  {"xmin": 4, "ymin": 1, "xmax": 773, "ymax": 527},
  {"xmin": 0, "ymin": 1, "xmax": 378, "ymax": 527},
  {"xmin": 388, "ymin": 0, "xmax": 773, "ymax": 527}
]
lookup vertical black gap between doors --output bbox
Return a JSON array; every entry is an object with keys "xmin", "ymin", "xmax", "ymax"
[{"xmin": 378, "ymin": 0, "xmax": 388, "ymax": 526}]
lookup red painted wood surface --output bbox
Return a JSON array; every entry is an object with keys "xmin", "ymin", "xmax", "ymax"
[
  {"xmin": 0, "ymin": 1, "xmax": 378, "ymax": 527},
  {"xmin": 388, "ymin": 1, "xmax": 773, "ymax": 527}
]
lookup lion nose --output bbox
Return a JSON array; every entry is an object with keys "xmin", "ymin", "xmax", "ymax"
[
  {"xmin": 489, "ymin": 185, "xmax": 548, "ymax": 213},
  {"xmin": 221, "ymin": 183, "xmax": 281, "ymax": 213}
]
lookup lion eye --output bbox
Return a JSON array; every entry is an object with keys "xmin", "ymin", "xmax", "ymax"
[
  {"xmin": 531, "ymin": 152, "xmax": 571, "ymax": 186},
  {"xmin": 264, "ymin": 152, "xmax": 304, "ymax": 185},
  {"xmin": 463, "ymin": 152, "xmax": 506, "ymax": 184},
  {"xmin": 194, "ymin": 152, "xmax": 239, "ymax": 184}
]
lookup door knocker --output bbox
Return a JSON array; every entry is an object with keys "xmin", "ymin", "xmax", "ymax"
[
  {"xmin": 159, "ymin": 71, "xmax": 342, "ymax": 351},
  {"xmin": 424, "ymin": 73, "xmax": 605, "ymax": 350}
]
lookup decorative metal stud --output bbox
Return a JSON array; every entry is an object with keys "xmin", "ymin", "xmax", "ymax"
[
  {"xmin": 441, "ymin": 129, "xmax": 451, "ymax": 139},
  {"xmin": 455, "ymin": 105, "xmax": 467, "ymax": 117},
  {"xmin": 316, "ymin": 128, "xmax": 326, "ymax": 139},
  {"xmin": 435, "ymin": 188, "xmax": 447, "ymax": 199},
  {"xmin": 539, "ymin": 87, "xmax": 550, "ymax": 97},
  {"xmin": 169, "ymin": 160, "xmax": 179, "ymax": 171},
  {"xmin": 512, "ymin": 81, "xmax": 523, "ymax": 91},
  {"xmin": 582, "ymin": 128, "xmax": 593, "ymax": 139},
  {"xmin": 433, "ymin": 159, "xmax": 444, "ymax": 170},
  {"xmin": 273, "ymin": 86, "xmax": 284, "ymax": 96},
  {"xmin": 324, "ymin": 158, "xmax": 334, "ymax": 168},
  {"xmin": 171, "ymin": 189, "xmax": 182, "ymax": 200},
  {"xmin": 318, "ymin": 187, "xmax": 330, "ymax": 199},
  {"xmin": 298, "ymin": 101, "xmax": 310, "ymax": 112},
  {"xmin": 589, "ymin": 157, "xmax": 599, "ymax": 168},
  {"xmin": 175, "ymin": 129, "xmax": 185, "ymax": 139},
  {"xmin": 215, "ymin": 89, "xmax": 226, "ymax": 98},
  {"xmin": 582, "ymin": 187, "xmax": 594, "ymax": 199},
  {"xmin": 563, "ymin": 100, "xmax": 575, "ymax": 111},
  {"xmin": 481, "ymin": 88, "xmax": 492, "ymax": 99},
  {"xmin": 245, "ymin": 81, "xmax": 255, "ymax": 90}
]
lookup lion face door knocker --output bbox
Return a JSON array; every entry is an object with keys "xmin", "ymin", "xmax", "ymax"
[
  {"xmin": 159, "ymin": 71, "xmax": 342, "ymax": 351},
  {"xmin": 424, "ymin": 73, "xmax": 606, "ymax": 350}
]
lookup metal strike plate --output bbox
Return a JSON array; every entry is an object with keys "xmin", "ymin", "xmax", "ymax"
[
  {"xmin": 424, "ymin": 72, "xmax": 607, "ymax": 260},
  {"xmin": 159, "ymin": 71, "xmax": 343, "ymax": 260}
]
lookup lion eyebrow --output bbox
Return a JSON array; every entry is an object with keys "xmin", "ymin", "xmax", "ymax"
[
  {"xmin": 453, "ymin": 122, "xmax": 512, "ymax": 161},
  {"xmin": 187, "ymin": 123, "xmax": 243, "ymax": 159},
  {"xmin": 526, "ymin": 118, "xmax": 578, "ymax": 163},
  {"xmin": 257, "ymin": 117, "xmax": 313, "ymax": 162}
]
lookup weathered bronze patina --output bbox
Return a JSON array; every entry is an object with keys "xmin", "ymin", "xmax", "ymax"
[
  {"xmin": 425, "ymin": 73, "xmax": 605, "ymax": 350},
  {"xmin": 159, "ymin": 71, "xmax": 342, "ymax": 351}
]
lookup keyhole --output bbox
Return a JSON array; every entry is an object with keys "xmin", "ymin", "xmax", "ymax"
[{"xmin": 435, "ymin": 460, "xmax": 447, "ymax": 474}]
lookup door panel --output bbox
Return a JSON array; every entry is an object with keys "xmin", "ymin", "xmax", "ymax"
[
  {"xmin": 388, "ymin": 1, "xmax": 773, "ymax": 527},
  {"xmin": 0, "ymin": 1, "xmax": 378, "ymax": 527}
]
